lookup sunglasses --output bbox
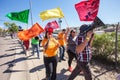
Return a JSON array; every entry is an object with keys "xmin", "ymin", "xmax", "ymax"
[{"xmin": 72, "ymin": 31, "xmax": 75, "ymax": 33}]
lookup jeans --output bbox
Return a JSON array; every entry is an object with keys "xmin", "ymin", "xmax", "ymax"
[
  {"xmin": 31, "ymin": 44, "xmax": 40, "ymax": 58},
  {"xmin": 44, "ymin": 55, "xmax": 58, "ymax": 80},
  {"xmin": 59, "ymin": 46, "xmax": 65, "ymax": 60},
  {"xmin": 68, "ymin": 60, "xmax": 92, "ymax": 80}
]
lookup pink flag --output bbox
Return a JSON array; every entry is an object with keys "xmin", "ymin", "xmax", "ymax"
[
  {"xmin": 44, "ymin": 20, "xmax": 59, "ymax": 30},
  {"xmin": 75, "ymin": 0, "xmax": 100, "ymax": 21}
]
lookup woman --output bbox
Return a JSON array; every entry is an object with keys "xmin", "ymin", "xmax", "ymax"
[
  {"xmin": 41, "ymin": 27, "xmax": 59, "ymax": 80},
  {"xmin": 67, "ymin": 29, "xmax": 77, "ymax": 72}
]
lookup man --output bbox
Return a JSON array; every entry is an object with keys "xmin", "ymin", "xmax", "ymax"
[
  {"xmin": 31, "ymin": 36, "xmax": 40, "ymax": 59},
  {"xmin": 57, "ymin": 28, "xmax": 69, "ymax": 61},
  {"xmin": 68, "ymin": 24, "xmax": 94, "ymax": 80}
]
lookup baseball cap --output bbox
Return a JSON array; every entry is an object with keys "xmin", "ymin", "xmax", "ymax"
[
  {"xmin": 79, "ymin": 24, "xmax": 91, "ymax": 33},
  {"xmin": 45, "ymin": 27, "xmax": 53, "ymax": 35}
]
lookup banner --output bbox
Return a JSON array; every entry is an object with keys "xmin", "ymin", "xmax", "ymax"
[
  {"xmin": 75, "ymin": 0, "xmax": 100, "ymax": 21},
  {"xmin": 18, "ymin": 23, "xmax": 44, "ymax": 40},
  {"xmin": 6, "ymin": 9, "xmax": 29, "ymax": 23},
  {"xmin": 40, "ymin": 7, "xmax": 64, "ymax": 21},
  {"xmin": 44, "ymin": 20, "xmax": 59, "ymax": 30}
]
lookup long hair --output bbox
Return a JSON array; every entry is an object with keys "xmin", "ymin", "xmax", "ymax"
[
  {"xmin": 44, "ymin": 31, "xmax": 48, "ymax": 39},
  {"xmin": 69, "ymin": 30, "xmax": 75, "ymax": 37}
]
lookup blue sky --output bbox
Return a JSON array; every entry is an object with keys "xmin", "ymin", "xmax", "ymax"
[{"xmin": 0, "ymin": 0, "xmax": 120, "ymax": 29}]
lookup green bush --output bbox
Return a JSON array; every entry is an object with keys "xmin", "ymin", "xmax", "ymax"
[{"xmin": 92, "ymin": 32, "xmax": 120, "ymax": 65}]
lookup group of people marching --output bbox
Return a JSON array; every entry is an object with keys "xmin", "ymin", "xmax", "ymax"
[{"xmin": 22, "ymin": 24, "xmax": 94, "ymax": 80}]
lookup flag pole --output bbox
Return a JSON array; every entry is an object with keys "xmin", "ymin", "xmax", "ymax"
[
  {"xmin": 64, "ymin": 17, "xmax": 69, "ymax": 28},
  {"xmin": 29, "ymin": 0, "xmax": 33, "ymax": 26}
]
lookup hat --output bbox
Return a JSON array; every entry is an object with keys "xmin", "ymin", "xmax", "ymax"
[
  {"xmin": 45, "ymin": 27, "xmax": 53, "ymax": 35},
  {"xmin": 79, "ymin": 24, "xmax": 91, "ymax": 33}
]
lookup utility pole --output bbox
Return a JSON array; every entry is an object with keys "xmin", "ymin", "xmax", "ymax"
[
  {"xmin": 58, "ymin": 18, "xmax": 62, "ymax": 30},
  {"xmin": 29, "ymin": 0, "xmax": 33, "ymax": 26}
]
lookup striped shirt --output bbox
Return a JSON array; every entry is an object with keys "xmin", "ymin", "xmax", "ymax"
[{"xmin": 76, "ymin": 34, "xmax": 92, "ymax": 62}]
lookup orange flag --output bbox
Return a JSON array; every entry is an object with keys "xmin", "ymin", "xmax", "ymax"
[{"xmin": 18, "ymin": 23, "xmax": 44, "ymax": 40}]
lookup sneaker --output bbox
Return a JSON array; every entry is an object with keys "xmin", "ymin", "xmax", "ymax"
[
  {"xmin": 68, "ymin": 67, "xmax": 73, "ymax": 72},
  {"xmin": 61, "ymin": 58, "xmax": 66, "ymax": 61},
  {"xmin": 59, "ymin": 59, "xmax": 61, "ymax": 62}
]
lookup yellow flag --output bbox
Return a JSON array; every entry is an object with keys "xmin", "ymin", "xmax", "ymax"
[{"xmin": 40, "ymin": 7, "xmax": 64, "ymax": 21}]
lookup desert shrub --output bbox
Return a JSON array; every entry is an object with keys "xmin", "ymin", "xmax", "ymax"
[{"xmin": 92, "ymin": 32, "xmax": 120, "ymax": 65}]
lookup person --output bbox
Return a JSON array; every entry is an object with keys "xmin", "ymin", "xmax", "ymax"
[
  {"xmin": 23, "ymin": 40, "xmax": 30, "ymax": 55},
  {"xmin": 67, "ymin": 29, "xmax": 77, "ymax": 72},
  {"xmin": 41, "ymin": 27, "xmax": 59, "ymax": 80},
  {"xmin": 31, "ymin": 36, "xmax": 40, "ymax": 59},
  {"xmin": 68, "ymin": 24, "xmax": 94, "ymax": 80},
  {"xmin": 116, "ymin": 73, "xmax": 120, "ymax": 80},
  {"xmin": 57, "ymin": 28, "xmax": 69, "ymax": 61},
  {"xmin": 38, "ymin": 33, "xmax": 43, "ymax": 47},
  {"xmin": 10, "ymin": 32, "xmax": 13, "ymax": 39},
  {"xmin": 23, "ymin": 40, "xmax": 30, "ymax": 50}
]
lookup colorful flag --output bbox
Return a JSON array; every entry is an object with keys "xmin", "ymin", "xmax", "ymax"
[
  {"xmin": 6, "ymin": 9, "xmax": 29, "ymax": 23},
  {"xmin": 75, "ymin": 0, "xmax": 100, "ymax": 21},
  {"xmin": 44, "ymin": 20, "xmax": 59, "ymax": 30},
  {"xmin": 40, "ymin": 7, "xmax": 64, "ymax": 21},
  {"xmin": 17, "ymin": 23, "xmax": 44, "ymax": 40}
]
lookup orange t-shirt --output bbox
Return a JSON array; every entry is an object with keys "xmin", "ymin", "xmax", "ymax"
[
  {"xmin": 58, "ymin": 32, "xmax": 66, "ymax": 46},
  {"xmin": 42, "ymin": 38, "xmax": 59, "ymax": 57}
]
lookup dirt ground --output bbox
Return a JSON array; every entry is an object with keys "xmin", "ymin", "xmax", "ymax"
[{"xmin": 90, "ymin": 60, "xmax": 120, "ymax": 80}]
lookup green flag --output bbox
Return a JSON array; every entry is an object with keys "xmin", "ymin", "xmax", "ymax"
[{"xmin": 6, "ymin": 9, "xmax": 29, "ymax": 23}]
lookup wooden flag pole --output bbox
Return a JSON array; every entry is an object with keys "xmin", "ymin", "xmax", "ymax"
[{"xmin": 64, "ymin": 17, "xmax": 69, "ymax": 28}]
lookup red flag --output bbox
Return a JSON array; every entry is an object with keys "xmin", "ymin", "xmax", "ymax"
[
  {"xmin": 18, "ymin": 23, "xmax": 44, "ymax": 40},
  {"xmin": 44, "ymin": 20, "xmax": 59, "ymax": 30},
  {"xmin": 75, "ymin": 0, "xmax": 100, "ymax": 21}
]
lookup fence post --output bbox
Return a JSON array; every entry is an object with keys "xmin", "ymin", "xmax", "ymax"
[{"xmin": 115, "ymin": 22, "xmax": 119, "ymax": 70}]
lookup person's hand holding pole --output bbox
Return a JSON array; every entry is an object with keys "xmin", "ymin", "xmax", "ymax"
[{"xmin": 76, "ymin": 31, "xmax": 93, "ymax": 54}]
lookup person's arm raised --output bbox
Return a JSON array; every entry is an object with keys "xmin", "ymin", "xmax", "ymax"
[
  {"xmin": 76, "ymin": 31, "xmax": 93, "ymax": 54},
  {"xmin": 64, "ymin": 27, "xmax": 70, "ymax": 42}
]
